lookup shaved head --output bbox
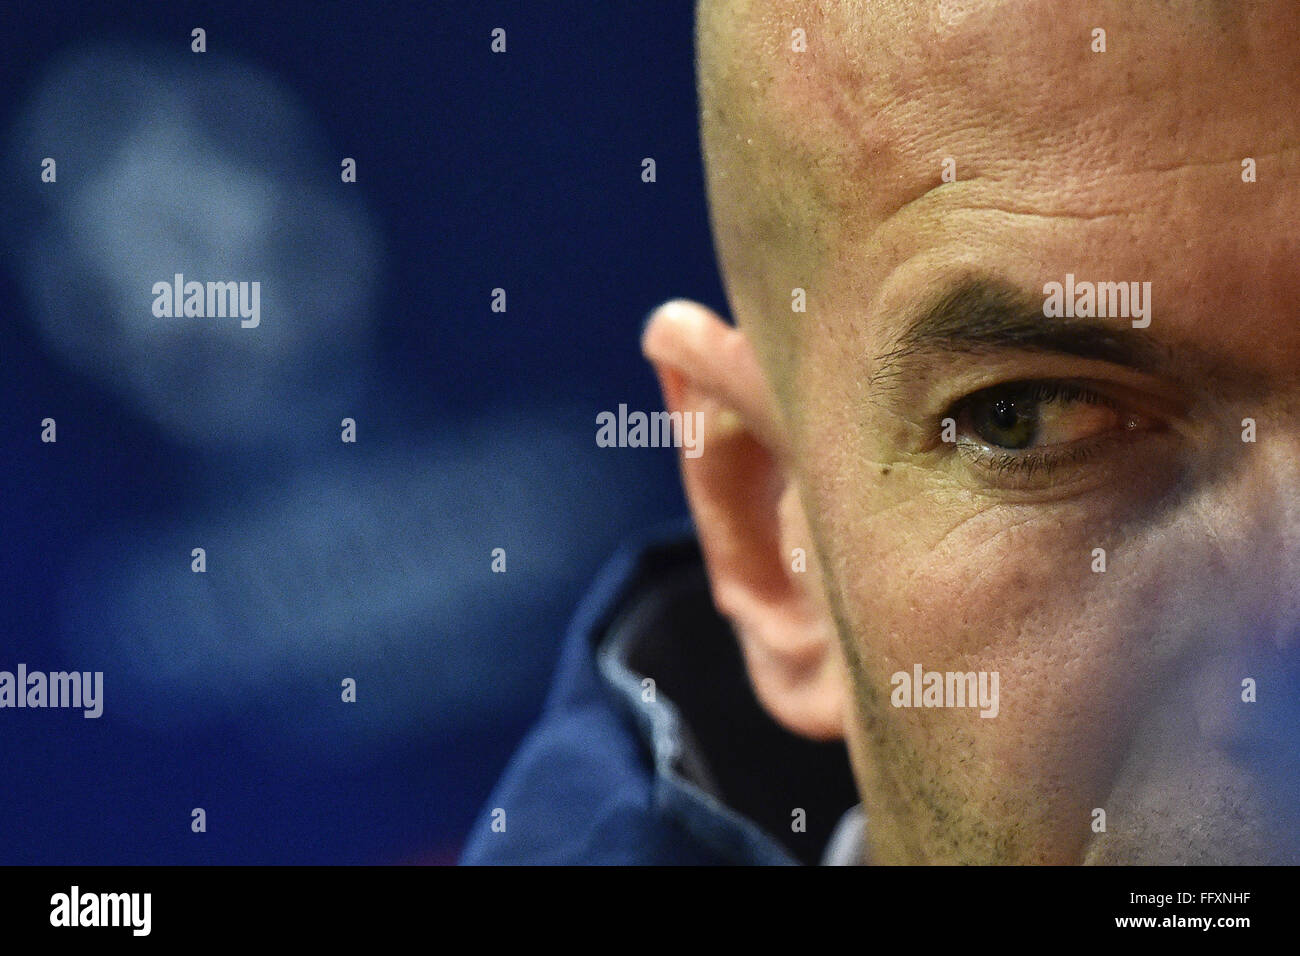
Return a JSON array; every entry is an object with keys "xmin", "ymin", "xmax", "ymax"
[
  {"xmin": 696, "ymin": 0, "xmax": 1282, "ymax": 422},
  {"xmin": 660, "ymin": 0, "xmax": 1300, "ymax": 864}
]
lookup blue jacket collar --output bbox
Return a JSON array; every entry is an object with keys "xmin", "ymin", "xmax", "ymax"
[{"xmin": 584, "ymin": 522, "xmax": 863, "ymax": 865}]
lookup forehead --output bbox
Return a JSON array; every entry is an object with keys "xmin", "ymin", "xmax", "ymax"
[
  {"xmin": 744, "ymin": 0, "xmax": 1297, "ymax": 222},
  {"xmin": 700, "ymin": 0, "xmax": 1300, "ymax": 431}
]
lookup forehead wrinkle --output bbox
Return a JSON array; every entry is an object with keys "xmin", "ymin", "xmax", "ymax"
[
  {"xmin": 702, "ymin": 0, "xmax": 1292, "ymax": 217},
  {"xmin": 765, "ymin": 0, "xmax": 1287, "ymax": 226},
  {"xmin": 696, "ymin": 0, "xmax": 1299, "ymax": 422}
]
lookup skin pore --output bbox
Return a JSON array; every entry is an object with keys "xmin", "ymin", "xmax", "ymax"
[{"xmin": 644, "ymin": 0, "xmax": 1300, "ymax": 863}]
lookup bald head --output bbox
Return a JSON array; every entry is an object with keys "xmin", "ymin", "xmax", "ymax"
[
  {"xmin": 662, "ymin": 0, "xmax": 1300, "ymax": 864},
  {"xmin": 695, "ymin": 0, "xmax": 1290, "ymax": 422}
]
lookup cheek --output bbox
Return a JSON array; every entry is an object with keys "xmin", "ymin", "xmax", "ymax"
[
  {"xmin": 803, "ymin": 449, "xmax": 1255, "ymax": 808},
  {"xmin": 827, "ymin": 493, "xmax": 1136, "ymax": 782}
]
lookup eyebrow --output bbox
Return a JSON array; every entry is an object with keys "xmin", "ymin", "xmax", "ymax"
[{"xmin": 869, "ymin": 276, "xmax": 1170, "ymax": 391}]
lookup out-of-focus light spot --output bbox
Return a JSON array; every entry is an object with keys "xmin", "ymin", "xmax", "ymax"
[{"xmin": 4, "ymin": 44, "xmax": 382, "ymax": 450}]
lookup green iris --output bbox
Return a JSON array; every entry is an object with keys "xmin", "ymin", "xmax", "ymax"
[{"xmin": 971, "ymin": 389, "xmax": 1038, "ymax": 449}]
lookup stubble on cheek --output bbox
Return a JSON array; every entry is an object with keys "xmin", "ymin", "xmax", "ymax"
[
  {"xmin": 808, "ymin": 491, "xmax": 1052, "ymax": 864},
  {"xmin": 1084, "ymin": 649, "xmax": 1300, "ymax": 865},
  {"xmin": 799, "ymin": 437, "xmax": 1194, "ymax": 863},
  {"xmin": 1081, "ymin": 713, "xmax": 1293, "ymax": 865},
  {"xmin": 811, "ymin": 454, "xmax": 1297, "ymax": 864}
]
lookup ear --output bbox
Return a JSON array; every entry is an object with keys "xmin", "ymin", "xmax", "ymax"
[{"xmin": 642, "ymin": 299, "xmax": 849, "ymax": 741}]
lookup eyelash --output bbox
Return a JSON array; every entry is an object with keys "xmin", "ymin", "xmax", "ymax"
[
  {"xmin": 974, "ymin": 437, "xmax": 1105, "ymax": 478},
  {"xmin": 944, "ymin": 380, "xmax": 1125, "ymax": 478}
]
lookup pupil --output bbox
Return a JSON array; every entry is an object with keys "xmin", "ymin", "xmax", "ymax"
[
  {"xmin": 971, "ymin": 391, "xmax": 1038, "ymax": 449},
  {"xmin": 991, "ymin": 398, "xmax": 1019, "ymax": 430}
]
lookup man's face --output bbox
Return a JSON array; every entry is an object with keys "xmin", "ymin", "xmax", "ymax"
[{"xmin": 706, "ymin": 0, "xmax": 1300, "ymax": 863}]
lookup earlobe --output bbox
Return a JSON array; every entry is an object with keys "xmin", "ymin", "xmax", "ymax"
[{"xmin": 642, "ymin": 299, "xmax": 849, "ymax": 741}]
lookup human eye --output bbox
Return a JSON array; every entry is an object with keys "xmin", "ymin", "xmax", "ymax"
[{"xmin": 943, "ymin": 380, "xmax": 1150, "ymax": 484}]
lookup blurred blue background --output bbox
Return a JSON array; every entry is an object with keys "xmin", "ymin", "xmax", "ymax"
[{"xmin": 0, "ymin": 0, "xmax": 724, "ymax": 863}]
